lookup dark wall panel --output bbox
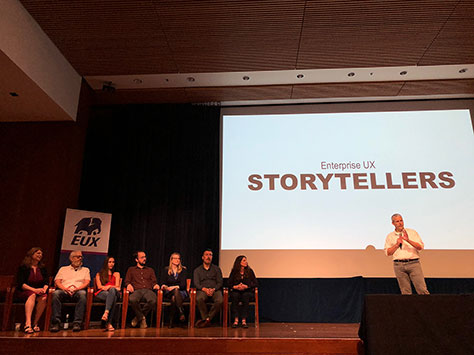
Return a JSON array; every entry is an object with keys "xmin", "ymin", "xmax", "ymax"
[{"xmin": 0, "ymin": 82, "xmax": 92, "ymax": 275}]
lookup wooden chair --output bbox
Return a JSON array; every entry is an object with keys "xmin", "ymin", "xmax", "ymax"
[
  {"xmin": 44, "ymin": 284, "xmax": 92, "ymax": 331},
  {"xmin": 120, "ymin": 288, "xmax": 161, "ymax": 329},
  {"xmin": 84, "ymin": 278, "xmax": 122, "ymax": 329},
  {"xmin": 190, "ymin": 288, "xmax": 227, "ymax": 328},
  {"xmin": 0, "ymin": 275, "xmax": 15, "ymax": 331},
  {"xmin": 156, "ymin": 279, "xmax": 195, "ymax": 328},
  {"xmin": 223, "ymin": 287, "xmax": 259, "ymax": 328},
  {"xmin": 2, "ymin": 276, "xmax": 52, "ymax": 331}
]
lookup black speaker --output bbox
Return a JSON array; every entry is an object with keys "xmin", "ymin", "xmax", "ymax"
[{"xmin": 359, "ymin": 294, "xmax": 474, "ymax": 355}]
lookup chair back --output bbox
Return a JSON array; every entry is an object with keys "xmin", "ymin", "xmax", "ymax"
[
  {"xmin": 0, "ymin": 275, "xmax": 15, "ymax": 306},
  {"xmin": 0, "ymin": 275, "xmax": 15, "ymax": 331},
  {"xmin": 0, "ymin": 275, "xmax": 14, "ymax": 291}
]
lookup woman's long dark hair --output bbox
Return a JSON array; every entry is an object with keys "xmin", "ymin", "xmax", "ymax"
[
  {"xmin": 231, "ymin": 255, "xmax": 246, "ymax": 272},
  {"xmin": 230, "ymin": 255, "xmax": 252, "ymax": 281},
  {"xmin": 98, "ymin": 256, "xmax": 115, "ymax": 285}
]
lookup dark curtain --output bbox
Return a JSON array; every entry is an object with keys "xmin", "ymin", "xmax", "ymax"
[
  {"xmin": 259, "ymin": 277, "xmax": 365, "ymax": 323},
  {"xmin": 79, "ymin": 104, "xmax": 220, "ymax": 279}
]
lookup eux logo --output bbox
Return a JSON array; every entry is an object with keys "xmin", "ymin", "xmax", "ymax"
[{"xmin": 70, "ymin": 217, "xmax": 102, "ymax": 247}]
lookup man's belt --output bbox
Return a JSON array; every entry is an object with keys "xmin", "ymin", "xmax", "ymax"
[{"xmin": 393, "ymin": 258, "xmax": 419, "ymax": 262}]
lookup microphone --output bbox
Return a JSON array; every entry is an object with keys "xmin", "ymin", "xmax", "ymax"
[{"xmin": 397, "ymin": 231, "xmax": 403, "ymax": 249}]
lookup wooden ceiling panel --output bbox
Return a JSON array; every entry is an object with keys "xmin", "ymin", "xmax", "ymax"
[
  {"xmin": 399, "ymin": 79, "xmax": 474, "ymax": 96},
  {"xmin": 55, "ymin": 44, "xmax": 177, "ymax": 76},
  {"xmin": 185, "ymin": 85, "xmax": 293, "ymax": 103},
  {"xmin": 94, "ymin": 88, "xmax": 188, "ymax": 105},
  {"xmin": 11, "ymin": 0, "xmax": 474, "ymax": 108},
  {"xmin": 20, "ymin": 0, "xmax": 177, "ymax": 75},
  {"xmin": 291, "ymin": 82, "xmax": 404, "ymax": 99},
  {"xmin": 418, "ymin": 1, "xmax": 474, "ymax": 65},
  {"xmin": 297, "ymin": 0, "xmax": 458, "ymax": 69},
  {"xmin": 153, "ymin": 0, "xmax": 305, "ymax": 72}
]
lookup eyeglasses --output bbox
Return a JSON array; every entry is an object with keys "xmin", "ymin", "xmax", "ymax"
[{"xmin": 72, "ymin": 255, "xmax": 83, "ymax": 259}]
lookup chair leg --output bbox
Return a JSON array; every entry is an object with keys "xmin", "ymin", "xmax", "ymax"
[
  {"xmin": 2, "ymin": 287, "xmax": 14, "ymax": 331},
  {"xmin": 121, "ymin": 291, "xmax": 129, "ymax": 329},
  {"xmin": 156, "ymin": 290, "xmax": 163, "ymax": 328},
  {"xmin": 84, "ymin": 288, "xmax": 93, "ymax": 330},
  {"xmin": 44, "ymin": 289, "xmax": 54, "ymax": 331},
  {"xmin": 255, "ymin": 288, "xmax": 259, "ymax": 328},
  {"xmin": 223, "ymin": 288, "xmax": 228, "ymax": 328},
  {"xmin": 189, "ymin": 289, "xmax": 196, "ymax": 328}
]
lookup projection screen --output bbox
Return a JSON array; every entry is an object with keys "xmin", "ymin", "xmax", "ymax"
[{"xmin": 219, "ymin": 100, "xmax": 474, "ymax": 278}]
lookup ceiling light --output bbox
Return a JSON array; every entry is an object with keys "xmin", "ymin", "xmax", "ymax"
[
  {"xmin": 133, "ymin": 78, "xmax": 143, "ymax": 84},
  {"xmin": 296, "ymin": 74, "xmax": 304, "ymax": 79},
  {"xmin": 243, "ymin": 76, "xmax": 250, "ymax": 81},
  {"xmin": 348, "ymin": 72, "xmax": 355, "ymax": 77},
  {"xmin": 187, "ymin": 77, "xmax": 195, "ymax": 82},
  {"xmin": 400, "ymin": 71, "xmax": 407, "ymax": 75},
  {"xmin": 9, "ymin": 92, "xmax": 19, "ymax": 97},
  {"xmin": 459, "ymin": 68, "xmax": 468, "ymax": 73}
]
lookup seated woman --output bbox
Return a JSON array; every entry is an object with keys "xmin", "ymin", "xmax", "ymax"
[
  {"xmin": 160, "ymin": 252, "xmax": 188, "ymax": 328},
  {"xmin": 228, "ymin": 255, "xmax": 257, "ymax": 328},
  {"xmin": 95, "ymin": 256, "xmax": 121, "ymax": 331},
  {"xmin": 16, "ymin": 247, "xmax": 49, "ymax": 333}
]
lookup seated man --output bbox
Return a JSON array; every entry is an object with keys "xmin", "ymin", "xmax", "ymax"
[
  {"xmin": 193, "ymin": 249, "xmax": 223, "ymax": 328},
  {"xmin": 50, "ymin": 250, "xmax": 90, "ymax": 332},
  {"xmin": 124, "ymin": 250, "xmax": 159, "ymax": 328}
]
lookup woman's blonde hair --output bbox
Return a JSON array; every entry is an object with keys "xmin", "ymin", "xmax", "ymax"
[{"xmin": 168, "ymin": 252, "xmax": 185, "ymax": 275}]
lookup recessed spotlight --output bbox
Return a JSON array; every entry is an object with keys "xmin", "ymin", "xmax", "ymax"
[
  {"xmin": 348, "ymin": 72, "xmax": 355, "ymax": 77},
  {"xmin": 165, "ymin": 78, "xmax": 169, "ymax": 82},
  {"xmin": 400, "ymin": 71, "xmax": 408, "ymax": 76},
  {"xmin": 242, "ymin": 76, "xmax": 250, "ymax": 81},
  {"xmin": 187, "ymin": 77, "xmax": 195, "ymax": 82},
  {"xmin": 133, "ymin": 78, "xmax": 143, "ymax": 84},
  {"xmin": 296, "ymin": 74, "xmax": 304, "ymax": 79},
  {"xmin": 370, "ymin": 72, "xmax": 374, "ymax": 76},
  {"xmin": 9, "ymin": 92, "xmax": 19, "ymax": 97},
  {"xmin": 459, "ymin": 68, "xmax": 468, "ymax": 73}
]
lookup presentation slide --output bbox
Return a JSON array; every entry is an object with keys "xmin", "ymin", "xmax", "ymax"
[{"xmin": 220, "ymin": 102, "xmax": 474, "ymax": 277}]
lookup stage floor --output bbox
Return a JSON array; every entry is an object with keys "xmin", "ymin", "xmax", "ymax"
[
  {"xmin": 0, "ymin": 323, "xmax": 363, "ymax": 354},
  {"xmin": 0, "ymin": 322, "xmax": 359, "ymax": 338}
]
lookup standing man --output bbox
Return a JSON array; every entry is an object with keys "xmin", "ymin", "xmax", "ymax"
[
  {"xmin": 193, "ymin": 249, "xmax": 223, "ymax": 328},
  {"xmin": 384, "ymin": 213, "xmax": 429, "ymax": 295},
  {"xmin": 51, "ymin": 250, "xmax": 90, "ymax": 332},
  {"xmin": 124, "ymin": 251, "xmax": 159, "ymax": 328}
]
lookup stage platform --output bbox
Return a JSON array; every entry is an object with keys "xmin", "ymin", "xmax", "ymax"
[{"xmin": 0, "ymin": 323, "xmax": 363, "ymax": 354}]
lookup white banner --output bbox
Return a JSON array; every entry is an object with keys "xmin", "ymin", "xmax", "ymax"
[{"xmin": 61, "ymin": 208, "xmax": 112, "ymax": 254}]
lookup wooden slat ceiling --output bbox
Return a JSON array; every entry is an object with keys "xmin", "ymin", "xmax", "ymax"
[{"xmin": 18, "ymin": 0, "xmax": 474, "ymax": 104}]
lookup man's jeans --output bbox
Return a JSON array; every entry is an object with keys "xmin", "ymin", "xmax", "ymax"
[{"xmin": 51, "ymin": 289, "xmax": 87, "ymax": 325}]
